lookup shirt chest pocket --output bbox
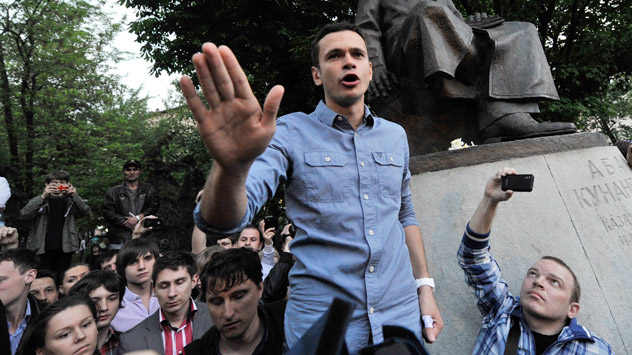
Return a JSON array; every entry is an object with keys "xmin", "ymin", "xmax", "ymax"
[
  {"xmin": 304, "ymin": 152, "xmax": 350, "ymax": 202},
  {"xmin": 372, "ymin": 152, "xmax": 404, "ymax": 198}
]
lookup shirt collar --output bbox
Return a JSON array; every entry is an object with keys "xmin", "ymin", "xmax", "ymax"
[
  {"xmin": 312, "ymin": 100, "xmax": 374, "ymax": 128},
  {"xmin": 159, "ymin": 297, "xmax": 197, "ymax": 329},
  {"xmin": 123, "ymin": 287, "xmax": 141, "ymax": 302}
]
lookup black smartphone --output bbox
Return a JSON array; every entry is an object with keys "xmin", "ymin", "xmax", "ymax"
[
  {"xmin": 264, "ymin": 215, "xmax": 278, "ymax": 230},
  {"xmin": 143, "ymin": 218, "xmax": 163, "ymax": 228},
  {"xmin": 502, "ymin": 174, "xmax": 534, "ymax": 192}
]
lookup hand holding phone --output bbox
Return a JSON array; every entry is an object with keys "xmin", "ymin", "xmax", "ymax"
[
  {"xmin": 143, "ymin": 218, "xmax": 163, "ymax": 228},
  {"xmin": 501, "ymin": 174, "xmax": 534, "ymax": 192}
]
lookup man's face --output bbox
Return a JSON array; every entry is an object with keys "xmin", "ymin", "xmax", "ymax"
[
  {"xmin": 206, "ymin": 278, "xmax": 263, "ymax": 341},
  {"xmin": 47, "ymin": 179, "xmax": 69, "ymax": 198},
  {"xmin": 519, "ymin": 259, "xmax": 579, "ymax": 323},
  {"xmin": 154, "ymin": 266, "xmax": 198, "ymax": 319},
  {"xmin": 30, "ymin": 276, "xmax": 59, "ymax": 304},
  {"xmin": 235, "ymin": 228, "xmax": 262, "ymax": 250},
  {"xmin": 89, "ymin": 286, "xmax": 120, "ymax": 330},
  {"xmin": 217, "ymin": 238, "xmax": 233, "ymax": 249},
  {"xmin": 311, "ymin": 30, "xmax": 372, "ymax": 110},
  {"xmin": 101, "ymin": 255, "xmax": 117, "ymax": 272},
  {"xmin": 123, "ymin": 166, "xmax": 141, "ymax": 183},
  {"xmin": 0, "ymin": 261, "xmax": 34, "ymax": 307},
  {"xmin": 124, "ymin": 252, "xmax": 155, "ymax": 286},
  {"xmin": 60, "ymin": 265, "xmax": 90, "ymax": 295}
]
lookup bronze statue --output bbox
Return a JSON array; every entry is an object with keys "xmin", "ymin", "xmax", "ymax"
[{"xmin": 356, "ymin": 0, "xmax": 576, "ymax": 143}]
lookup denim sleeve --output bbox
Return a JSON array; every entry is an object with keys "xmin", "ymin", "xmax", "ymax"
[
  {"xmin": 193, "ymin": 119, "xmax": 291, "ymax": 236},
  {"xmin": 398, "ymin": 130, "xmax": 419, "ymax": 227},
  {"xmin": 457, "ymin": 224, "xmax": 511, "ymax": 320}
]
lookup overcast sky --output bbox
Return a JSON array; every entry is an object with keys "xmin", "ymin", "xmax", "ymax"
[{"xmin": 105, "ymin": 1, "xmax": 179, "ymax": 111}]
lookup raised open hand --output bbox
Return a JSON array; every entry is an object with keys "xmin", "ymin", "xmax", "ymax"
[{"xmin": 180, "ymin": 43, "xmax": 285, "ymax": 173}]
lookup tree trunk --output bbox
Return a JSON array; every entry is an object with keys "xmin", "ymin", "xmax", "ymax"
[{"xmin": 0, "ymin": 41, "xmax": 21, "ymax": 189}]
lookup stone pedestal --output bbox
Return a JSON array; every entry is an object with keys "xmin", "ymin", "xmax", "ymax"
[{"xmin": 410, "ymin": 133, "xmax": 629, "ymax": 354}]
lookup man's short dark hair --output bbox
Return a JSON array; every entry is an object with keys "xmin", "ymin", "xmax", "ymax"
[
  {"xmin": 68, "ymin": 270, "xmax": 126, "ymax": 307},
  {"xmin": 311, "ymin": 21, "xmax": 366, "ymax": 68},
  {"xmin": 614, "ymin": 140, "xmax": 631, "ymax": 157},
  {"xmin": 45, "ymin": 170, "xmax": 70, "ymax": 183},
  {"xmin": 541, "ymin": 256, "xmax": 581, "ymax": 303},
  {"xmin": 0, "ymin": 248, "xmax": 39, "ymax": 274},
  {"xmin": 98, "ymin": 249, "xmax": 119, "ymax": 269},
  {"xmin": 116, "ymin": 238, "xmax": 159, "ymax": 281},
  {"xmin": 152, "ymin": 251, "xmax": 196, "ymax": 284},
  {"xmin": 35, "ymin": 269, "xmax": 58, "ymax": 286},
  {"xmin": 200, "ymin": 248, "xmax": 262, "ymax": 295}
]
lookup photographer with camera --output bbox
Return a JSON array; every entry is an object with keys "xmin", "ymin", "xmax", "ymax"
[{"xmin": 19, "ymin": 170, "xmax": 90, "ymax": 276}]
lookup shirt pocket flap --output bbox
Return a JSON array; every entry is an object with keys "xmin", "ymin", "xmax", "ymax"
[
  {"xmin": 305, "ymin": 152, "xmax": 347, "ymax": 167},
  {"xmin": 372, "ymin": 152, "xmax": 404, "ymax": 167}
]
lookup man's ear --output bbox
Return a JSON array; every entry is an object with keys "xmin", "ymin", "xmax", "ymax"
[
  {"xmin": 257, "ymin": 281, "xmax": 263, "ymax": 298},
  {"xmin": 24, "ymin": 268, "xmax": 37, "ymax": 285},
  {"xmin": 191, "ymin": 274, "xmax": 199, "ymax": 290},
  {"xmin": 311, "ymin": 66, "xmax": 322, "ymax": 86},
  {"xmin": 369, "ymin": 61, "xmax": 373, "ymax": 81},
  {"xmin": 567, "ymin": 302, "xmax": 580, "ymax": 319}
]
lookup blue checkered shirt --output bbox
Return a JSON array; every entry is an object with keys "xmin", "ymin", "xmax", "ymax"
[{"xmin": 458, "ymin": 224, "xmax": 614, "ymax": 354}]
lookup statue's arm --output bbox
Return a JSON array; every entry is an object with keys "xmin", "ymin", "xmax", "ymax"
[{"xmin": 356, "ymin": 0, "xmax": 398, "ymax": 98}]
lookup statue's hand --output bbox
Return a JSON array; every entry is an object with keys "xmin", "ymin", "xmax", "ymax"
[
  {"xmin": 466, "ymin": 13, "xmax": 504, "ymax": 29},
  {"xmin": 369, "ymin": 64, "xmax": 398, "ymax": 99}
]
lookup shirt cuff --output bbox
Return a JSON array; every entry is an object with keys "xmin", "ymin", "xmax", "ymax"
[
  {"xmin": 193, "ymin": 203, "xmax": 249, "ymax": 237},
  {"xmin": 462, "ymin": 222, "xmax": 491, "ymax": 249}
]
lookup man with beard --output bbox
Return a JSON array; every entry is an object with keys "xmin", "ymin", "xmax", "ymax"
[
  {"xmin": 458, "ymin": 167, "xmax": 613, "ymax": 354},
  {"xmin": 103, "ymin": 160, "xmax": 158, "ymax": 248}
]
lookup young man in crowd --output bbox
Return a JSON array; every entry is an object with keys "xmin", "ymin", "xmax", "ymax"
[
  {"xmin": 118, "ymin": 251, "xmax": 212, "ymax": 354},
  {"xmin": 184, "ymin": 248, "xmax": 285, "ymax": 354},
  {"xmin": 103, "ymin": 160, "xmax": 159, "ymax": 249},
  {"xmin": 19, "ymin": 169, "xmax": 90, "ymax": 276},
  {"xmin": 28, "ymin": 269, "xmax": 59, "ymax": 304},
  {"xmin": 181, "ymin": 21, "xmax": 441, "ymax": 349},
  {"xmin": 68, "ymin": 270, "xmax": 126, "ymax": 355},
  {"xmin": 459, "ymin": 167, "xmax": 613, "ymax": 354},
  {"xmin": 99, "ymin": 249, "xmax": 119, "ymax": 272},
  {"xmin": 111, "ymin": 238, "xmax": 160, "ymax": 332},
  {"xmin": 0, "ymin": 248, "xmax": 42, "ymax": 355}
]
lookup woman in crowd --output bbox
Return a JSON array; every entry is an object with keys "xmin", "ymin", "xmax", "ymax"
[
  {"xmin": 59, "ymin": 263, "xmax": 90, "ymax": 295},
  {"xmin": 16, "ymin": 294, "xmax": 98, "ymax": 355}
]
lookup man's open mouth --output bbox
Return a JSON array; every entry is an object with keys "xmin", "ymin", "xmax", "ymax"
[{"xmin": 341, "ymin": 73, "xmax": 360, "ymax": 86}]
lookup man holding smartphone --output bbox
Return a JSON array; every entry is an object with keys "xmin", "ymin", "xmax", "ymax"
[
  {"xmin": 181, "ymin": 21, "xmax": 442, "ymax": 351},
  {"xmin": 459, "ymin": 167, "xmax": 613, "ymax": 354},
  {"xmin": 19, "ymin": 170, "xmax": 90, "ymax": 276},
  {"xmin": 103, "ymin": 160, "xmax": 159, "ymax": 249}
]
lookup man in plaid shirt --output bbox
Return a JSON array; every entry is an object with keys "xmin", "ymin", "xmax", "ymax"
[{"xmin": 458, "ymin": 167, "xmax": 614, "ymax": 354}]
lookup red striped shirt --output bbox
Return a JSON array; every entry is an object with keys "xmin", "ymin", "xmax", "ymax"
[{"xmin": 160, "ymin": 298, "xmax": 197, "ymax": 355}]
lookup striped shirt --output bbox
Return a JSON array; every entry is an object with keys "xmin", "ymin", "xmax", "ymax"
[
  {"xmin": 160, "ymin": 298, "xmax": 197, "ymax": 355},
  {"xmin": 99, "ymin": 327, "xmax": 118, "ymax": 355},
  {"xmin": 458, "ymin": 224, "xmax": 614, "ymax": 354}
]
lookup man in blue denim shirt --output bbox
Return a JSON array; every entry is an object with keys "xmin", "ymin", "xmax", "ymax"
[
  {"xmin": 458, "ymin": 168, "xmax": 613, "ymax": 354},
  {"xmin": 180, "ymin": 22, "xmax": 443, "ymax": 350}
]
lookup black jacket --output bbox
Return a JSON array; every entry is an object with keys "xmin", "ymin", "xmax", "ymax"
[
  {"xmin": 1, "ymin": 294, "xmax": 45, "ymax": 355},
  {"xmin": 261, "ymin": 251, "xmax": 293, "ymax": 304},
  {"xmin": 102, "ymin": 182, "xmax": 158, "ymax": 244},
  {"xmin": 184, "ymin": 300, "xmax": 286, "ymax": 355}
]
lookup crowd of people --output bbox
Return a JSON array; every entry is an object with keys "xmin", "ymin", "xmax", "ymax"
[{"xmin": 0, "ymin": 18, "xmax": 621, "ymax": 355}]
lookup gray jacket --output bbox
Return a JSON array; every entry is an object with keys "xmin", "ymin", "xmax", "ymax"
[
  {"xmin": 20, "ymin": 194, "xmax": 90, "ymax": 254},
  {"xmin": 117, "ymin": 300, "xmax": 213, "ymax": 355}
]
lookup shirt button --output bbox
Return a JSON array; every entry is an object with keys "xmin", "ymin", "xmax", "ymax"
[
  {"xmin": 355, "ymin": 132, "xmax": 358, "ymax": 137},
  {"xmin": 363, "ymin": 194, "xmax": 369, "ymax": 200},
  {"xmin": 360, "ymin": 162, "xmax": 365, "ymax": 167},
  {"xmin": 369, "ymin": 307, "xmax": 375, "ymax": 314},
  {"xmin": 368, "ymin": 230, "xmax": 374, "ymax": 235},
  {"xmin": 369, "ymin": 266, "xmax": 375, "ymax": 272},
  {"xmin": 389, "ymin": 157, "xmax": 394, "ymax": 162},
  {"xmin": 325, "ymin": 157, "xmax": 331, "ymax": 162},
  {"xmin": 337, "ymin": 116, "xmax": 342, "ymax": 121}
]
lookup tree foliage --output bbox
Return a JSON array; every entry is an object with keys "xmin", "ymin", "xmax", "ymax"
[{"xmin": 123, "ymin": 0, "xmax": 632, "ymax": 140}]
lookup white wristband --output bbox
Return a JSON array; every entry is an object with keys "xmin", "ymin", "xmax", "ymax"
[{"xmin": 416, "ymin": 278, "xmax": 435, "ymax": 291}]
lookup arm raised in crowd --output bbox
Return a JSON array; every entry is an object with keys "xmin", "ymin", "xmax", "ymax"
[{"xmin": 180, "ymin": 43, "xmax": 284, "ymax": 230}]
